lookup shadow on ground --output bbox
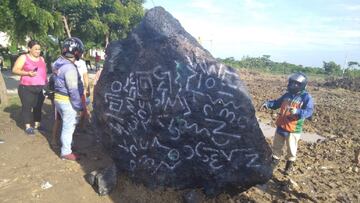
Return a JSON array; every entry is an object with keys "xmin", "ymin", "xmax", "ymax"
[{"xmin": 2, "ymin": 98, "xmax": 125, "ymax": 202}]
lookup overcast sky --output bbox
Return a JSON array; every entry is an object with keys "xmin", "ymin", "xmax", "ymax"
[{"xmin": 144, "ymin": 0, "xmax": 360, "ymax": 68}]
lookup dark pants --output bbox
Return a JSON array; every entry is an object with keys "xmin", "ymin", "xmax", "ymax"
[{"xmin": 18, "ymin": 85, "xmax": 45, "ymax": 124}]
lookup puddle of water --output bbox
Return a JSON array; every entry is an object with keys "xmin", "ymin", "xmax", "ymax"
[{"xmin": 259, "ymin": 122, "xmax": 326, "ymax": 143}]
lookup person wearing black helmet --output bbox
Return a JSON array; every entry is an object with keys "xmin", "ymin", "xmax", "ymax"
[
  {"xmin": 52, "ymin": 37, "xmax": 84, "ymax": 161},
  {"xmin": 260, "ymin": 72, "xmax": 314, "ymax": 175}
]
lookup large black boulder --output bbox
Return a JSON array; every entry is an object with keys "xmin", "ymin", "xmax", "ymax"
[{"xmin": 93, "ymin": 6, "xmax": 272, "ymax": 196}]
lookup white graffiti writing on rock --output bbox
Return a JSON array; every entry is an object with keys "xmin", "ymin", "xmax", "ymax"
[{"xmin": 103, "ymin": 58, "xmax": 260, "ymax": 175}]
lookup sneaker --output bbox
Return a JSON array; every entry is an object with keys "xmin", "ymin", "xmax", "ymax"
[
  {"xmin": 25, "ymin": 127, "xmax": 35, "ymax": 135},
  {"xmin": 61, "ymin": 153, "xmax": 79, "ymax": 161}
]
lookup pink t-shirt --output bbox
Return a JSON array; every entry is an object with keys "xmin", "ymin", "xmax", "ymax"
[{"xmin": 20, "ymin": 54, "xmax": 47, "ymax": 86}]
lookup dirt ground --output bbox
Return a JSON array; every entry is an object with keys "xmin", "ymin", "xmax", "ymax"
[{"xmin": 0, "ymin": 69, "xmax": 359, "ymax": 203}]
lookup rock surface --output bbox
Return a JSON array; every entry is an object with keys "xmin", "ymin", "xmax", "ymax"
[{"xmin": 93, "ymin": 6, "xmax": 272, "ymax": 196}]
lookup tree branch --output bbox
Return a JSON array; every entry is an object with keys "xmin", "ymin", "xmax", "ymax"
[{"xmin": 62, "ymin": 16, "xmax": 71, "ymax": 38}]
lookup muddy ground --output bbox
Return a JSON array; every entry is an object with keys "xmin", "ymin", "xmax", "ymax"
[{"xmin": 0, "ymin": 70, "xmax": 359, "ymax": 203}]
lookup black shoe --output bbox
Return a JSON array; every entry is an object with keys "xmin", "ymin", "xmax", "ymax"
[
  {"xmin": 283, "ymin": 161, "xmax": 294, "ymax": 175},
  {"xmin": 271, "ymin": 157, "xmax": 280, "ymax": 169}
]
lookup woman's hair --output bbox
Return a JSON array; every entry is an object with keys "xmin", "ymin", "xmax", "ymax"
[{"xmin": 27, "ymin": 40, "xmax": 40, "ymax": 48}]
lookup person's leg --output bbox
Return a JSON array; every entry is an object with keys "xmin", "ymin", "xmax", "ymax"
[
  {"xmin": 285, "ymin": 132, "xmax": 301, "ymax": 161},
  {"xmin": 18, "ymin": 85, "xmax": 36, "ymax": 133},
  {"xmin": 51, "ymin": 111, "xmax": 62, "ymax": 146},
  {"xmin": 33, "ymin": 87, "xmax": 45, "ymax": 129},
  {"xmin": 272, "ymin": 132, "xmax": 286, "ymax": 160},
  {"xmin": 55, "ymin": 101, "xmax": 77, "ymax": 157},
  {"xmin": 283, "ymin": 132, "xmax": 301, "ymax": 175},
  {"xmin": 95, "ymin": 62, "xmax": 99, "ymax": 71}
]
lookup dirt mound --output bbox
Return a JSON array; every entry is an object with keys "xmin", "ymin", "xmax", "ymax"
[
  {"xmin": 238, "ymin": 69, "xmax": 360, "ymax": 202},
  {"xmin": 241, "ymin": 70, "xmax": 360, "ymax": 139},
  {"xmin": 322, "ymin": 77, "xmax": 360, "ymax": 92}
]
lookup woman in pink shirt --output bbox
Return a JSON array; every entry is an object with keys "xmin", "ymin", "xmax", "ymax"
[{"xmin": 12, "ymin": 40, "xmax": 47, "ymax": 135}]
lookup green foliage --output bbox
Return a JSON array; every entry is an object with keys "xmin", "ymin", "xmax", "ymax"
[
  {"xmin": 348, "ymin": 61, "xmax": 358, "ymax": 67},
  {"xmin": 343, "ymin": 61, "xmax": 360, "ymax": 79},
  {"xmin": 343, "ymin": 69, "xmax": 360, "ymax": 79},
  {"xmin": 51, "ymin": 0, "xmax": 145, "ymax": 48},
  {"xmin": 0, "ymin": 0, "xmax": 145, "ymax": 73},
  {"xmin": 220, "ymin": 55, "xmax": 326, "ymax": 76},
  {"xmin": 0, "ymin": 0, "xmax": 144, "ymax": 52},
  {"xmin": 221, "ymin": 55, "xmax": 360, "ymax": 79},
  {"xmin": 0, "ymin": 0, "xmax": 15, "ymax": 32},
  {"xmin": 0, "ymin": 0, "xmax": 61, "ymax": 44},
  {"xmin": 322, "ymin": 61, "xmax": 341, "ymax": 76}
]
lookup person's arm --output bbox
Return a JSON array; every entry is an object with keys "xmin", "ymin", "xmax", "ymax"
[
  {"xmin": 297, "ymin": 94, "xmax": 314, "ymax": 119},
  {"xmin": 83, "ymin": 72, "xmax": 90, "ymax": 96},
  {"xmin": 267, "ymin": 94, "xmax": 287, "ymax": 110},
  {"xmin": 79, "ymin": 60, "xmax": 89, "ymax": 96},
  {"xmin": 12, "ymin": 55, "xmax": 36, "ymax": 77},
  {"xmin": 64, "ymin": 68, "xmax": 83, "ymax": 111},
  {"xmin": 41, "ymin": 56, "xmax": 48, "ymax": 83}
]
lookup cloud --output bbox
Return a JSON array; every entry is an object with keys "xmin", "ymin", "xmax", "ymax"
[
  {"xmin": 145, "ymin": 0, "xmax": 360, "ymax": 66},
  {"xmin": 336, "ymin": 30, "xmax": 360, "ymax": 38},
  {"xmin": 241, "ymin": 0, "xmax": 271, "ymax": 21},
  {"xmin": 187, "ymin": 0, "xmax": 223, "ymax": 14},
  {"xmin": 180, "ymin": 12, "xmax": 352, "ymax": 52},
  {"xmin": 243, "ymin": 0, "xmax": 268, "ymax": 10},
  {"xmin": 339, "ymin": 3, "xmax": 360, "ymax": 11}
]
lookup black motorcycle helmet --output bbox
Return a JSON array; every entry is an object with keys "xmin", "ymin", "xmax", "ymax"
[
  {"xmin": 287, "ymin": 72, "xmax": 308, "ymax": 94},
  {"xmin": 61, "ymin": 37, "xmax": 84, "ymax": 61}
]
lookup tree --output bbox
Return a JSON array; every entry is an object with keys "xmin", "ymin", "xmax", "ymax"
[
  {"xmin": 345, "ymin": 61, "xmax": 360, "ymax": 79},
  {"xmin": 348, "ymin": 61, "xmax": 359, "ymax": 69},
  {"xmin": 56, "ymin": 0, "xmax": 144, "ymax": 48},
  {"xmin": 323, "ymin": 61, "xmax": 341, "ymax": 75},
  {"xmin": 0, "ymin": 0, "xmax": 145, "ymax": 72},
  {"xmin": 0, "ymin": 0, "xmax": 144, "ymax": 50},
  {"xmin": 99, "ymin": 0, "xmax": 144, "ymax": 47},
  {"xmin": 0, "ymin": 0, "xmax": 63, "ymax": 45},
  {"xmin": 260, "ymin": 55, "xmax": 272, "ymax": 70}
]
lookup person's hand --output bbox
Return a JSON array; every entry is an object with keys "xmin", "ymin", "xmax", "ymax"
[
  {"xmin": 85, "ymin": 89, "xmax": 90, "ymax": 97},
  {"xmin": 260, "ymin": 102, "xmax": 269, "ymax": 111},
  {"xmin": 76, "ymin": 111, "xmax": 83, "ymax": 117},
  {"xmin": 76, "ymin": 111, "xmax": 83, "ymax": 123},
  {"xmin": 28, "ymin": 71, "xmax": 37, "ymax": 77},
  {"xmin": 289, "ymin": 107, "xmax": 299, "ymax": 115}
]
